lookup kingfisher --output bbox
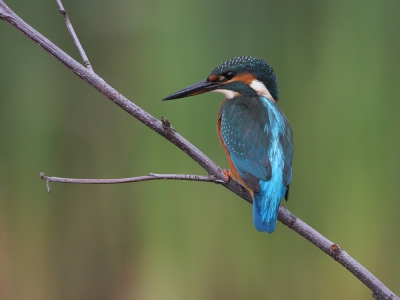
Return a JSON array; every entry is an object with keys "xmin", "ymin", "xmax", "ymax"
[{"xmin": 162, "ymin": 56, "xmax": 293, "ymax": 233}]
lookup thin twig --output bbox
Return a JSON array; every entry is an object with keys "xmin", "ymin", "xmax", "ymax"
[
  {"xmin": 56, "ymin": 0, "xmax": 93, "ymax": 71},
  {"xmin": 39, "ymin": 172, "xmax": 225, "ymax": 192},
  {"xmin": 0, "ymin": 2, "xmax": 398, "ymax": 299}
]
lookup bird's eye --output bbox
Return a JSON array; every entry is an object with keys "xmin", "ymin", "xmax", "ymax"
[{"xmin": 224, "ymin": 71, "xmax": 235, "ymax": 80}]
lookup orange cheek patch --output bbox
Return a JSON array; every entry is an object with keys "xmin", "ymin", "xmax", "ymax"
[{"xmin": 231, "ymin": 72, "xmax": 256, "ymax": 85}]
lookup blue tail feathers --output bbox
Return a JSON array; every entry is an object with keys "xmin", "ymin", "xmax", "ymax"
[{"xmin": 253, "ymin": 180, "xmax": 286, "ymax": 233}]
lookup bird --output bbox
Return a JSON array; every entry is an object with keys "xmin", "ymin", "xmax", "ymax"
[{"xmin": 162, "ymin": 56, "xmax": 293, "ymax": 233}]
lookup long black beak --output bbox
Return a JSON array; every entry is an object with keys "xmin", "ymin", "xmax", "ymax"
[{"xmin": 162, "ymin": 79, "xmax": 222, "ymax": 101}]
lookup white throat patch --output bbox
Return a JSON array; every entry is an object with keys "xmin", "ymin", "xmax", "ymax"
[
  {"xmin": 250, "ymin": 80, "xmax": 274, "ymax": 101},
  {"xmin": 212, "ymin": 89, "xmax": 240, "ymax": 99}
]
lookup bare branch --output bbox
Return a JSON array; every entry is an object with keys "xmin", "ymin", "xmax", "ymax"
[
  {"xmin": 40, "ymin": 172, "xmax": 225, "ymax": 193},
  {"xmin": 278, "ymin": 206, "xmax": 397, "ymax": 300},
  {"xmin": 0, "ymin": 1, "xmax": 398, "ymax": 299},
  {"xmin": 56, "ymin": 0, "xmax": 93, "ymax": 71}
]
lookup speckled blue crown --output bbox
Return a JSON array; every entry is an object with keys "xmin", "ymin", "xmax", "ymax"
[{"xmin": 209, "ymin": 56, "xmax": 279, "ymax": 101}]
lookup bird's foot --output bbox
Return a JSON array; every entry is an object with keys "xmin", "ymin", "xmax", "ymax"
[{"xmin": 222, "ymin": 169, "xmax": 230, "ymax": 183}]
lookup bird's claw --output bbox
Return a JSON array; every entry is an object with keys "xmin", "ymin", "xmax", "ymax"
[{"xmin": 222, "ymin": 169, "xmax": 230, "ymax": 183}]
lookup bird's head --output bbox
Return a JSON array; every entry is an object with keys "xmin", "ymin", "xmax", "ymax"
[{"xmin": 162, "ymin": 56, "xmax": 279, "ymax": 102}]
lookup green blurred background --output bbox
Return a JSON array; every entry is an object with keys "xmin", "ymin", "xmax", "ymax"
[{"xmin": 1, "ymin": 0, "xmax": 399, "ymax": 299}]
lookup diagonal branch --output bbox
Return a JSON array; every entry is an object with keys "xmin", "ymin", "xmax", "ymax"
[
  {"xmin": 56, "ymin": 0, "xmax": 93, "ymax": 71},
  {"xmin": 0, "ymin": 1, "xmax": 398, "ymax": 299}
]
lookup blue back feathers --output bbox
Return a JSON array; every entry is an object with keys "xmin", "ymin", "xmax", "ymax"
[{"xmin": 220, "ymin": 96, "xmax": 292, "ymax": 233}]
